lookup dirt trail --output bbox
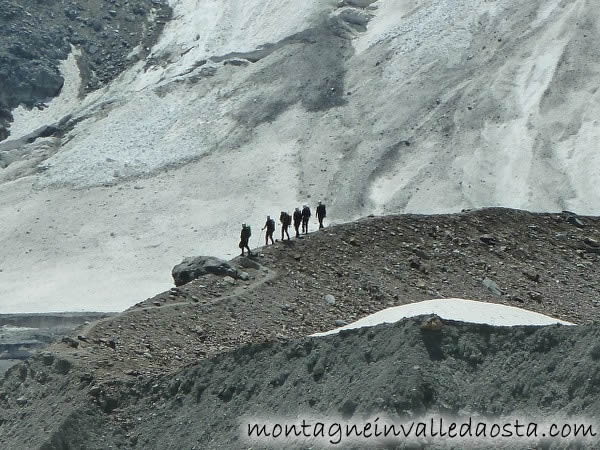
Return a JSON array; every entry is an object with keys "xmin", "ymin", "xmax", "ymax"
[{"xmin": 76, "ymin": 260, "xmax": 278, "ymax": 338}]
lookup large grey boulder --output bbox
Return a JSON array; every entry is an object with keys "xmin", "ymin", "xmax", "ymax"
[{"xmin": 172, "ymin": 256, "xmax": 238, "ymax": 286}]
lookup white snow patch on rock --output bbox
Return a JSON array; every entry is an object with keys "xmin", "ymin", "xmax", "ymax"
[
  {"xmin": 9, "ymin": 48, "xmax": 82, "ymax": 140},
  {"xmin": 311, "ymin": 299, "xmax": 574, "ymax": 336}
]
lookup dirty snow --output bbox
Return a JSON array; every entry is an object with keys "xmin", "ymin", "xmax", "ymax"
[
  {"xmin": 312, "ymin": 299, "xmax": 574, "ymax": 337},
  {"xmin": 8, "ymin": 49, "xmax": 83, "ymax": 140}
]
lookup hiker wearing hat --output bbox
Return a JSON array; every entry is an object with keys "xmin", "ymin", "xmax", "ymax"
[
  {"xmin": 261, "ymin": 216, "xmax": 275, "ymax": 245},
  {"xmin": 239, "ymin": 223, "xmax": 253, "ymax": 256},
  {"xmin": 301, "ymin": 204, "xmax": 311, "ymax": 234},
  {"xmin": 293, "ymin": 207, "xmax": 302, "ymax": 237},
  {"xmin": 316, "ymin": 201, "xmax": 327, "ymax": 229}
]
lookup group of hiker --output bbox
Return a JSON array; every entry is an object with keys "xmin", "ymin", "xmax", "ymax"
[{"xmin": 239, "ymin": 202, "xmax": 327, "ymax": 256}]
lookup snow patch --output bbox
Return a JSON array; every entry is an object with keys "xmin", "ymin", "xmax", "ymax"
[
  {"xmin": 354, "ymin": 0, "xmax": 474, "ymax": 56},
  {"xmin": 9, "ymin": 48, "xmax": 82, "ymax": 140},
  {"xmin": 311, "ymin": 299, "xmax": 574, "ymax": 336},
  {"xmin": 144, "ymin": 0, "xmax": 327, "ymax": 85}
]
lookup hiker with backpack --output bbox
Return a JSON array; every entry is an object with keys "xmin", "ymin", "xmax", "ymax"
[
  {"xmin": 239, "ymin": 223, "xmax": 253, "ymax": 256},
  {"xmin": 316, "ymin": 201, "xmax": 327, "ymax": 229},
  {"xmin": 301, "ymin": 204, "xmax": 311, "ymax": 234},
  {"xmin": 293, "ymin": 207, "xmax": 302, "ymax": 238},
  {"xmin": 262, "ymin": 216, "xmax": 275, "ymax": 245},
  {"xmin": 280, "ymin": 211, "xmax": 291, "ymax": 240}
]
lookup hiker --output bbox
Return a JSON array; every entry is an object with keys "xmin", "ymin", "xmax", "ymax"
[
  {"xmin": 280, "ymin": 211, "xmax": 291, "ymax": 240},
  {"xmin": 239, "ymin": 223, "xmax": 253, "ymax": 256},
  {"xmin": 301, "ymin": 204, "xmax": 311, "ymax": 234},
  {"xmin": 293, "ymin": 207, "xmax": 302, "ymax": 237},
  {"xmin": 316, "ymin": 201, "xmax": 327, "ymax": 229},
  {"xmin": 262, "ymin": 215, "xmax": 275, "ymax": 245}
]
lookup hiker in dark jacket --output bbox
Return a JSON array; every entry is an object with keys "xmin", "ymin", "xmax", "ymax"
[
  {"xmin": 280, "ymin": 211, "xmax": 291, "ymax": 240},
  {"xmin": 301, "ymin": 204, "xmax": 311, "ymax": 234},
  {"xmin": 316, "ymin": 201, "xmax": 327, "ymax": 229},
  {"xmin": 293, "ymin": 207, "xmax": 302, "ymax": 237},
  {"xmin": 239, "ymin": 223, "xmax": 252, "ymax": 256},
  {"xmin": 262, "ymin": 216, "xmax": 275, "ymax": 245}
]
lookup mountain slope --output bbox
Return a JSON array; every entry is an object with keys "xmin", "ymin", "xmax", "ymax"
[
  {"xmin": 2, "ymin": 210, "xmax": 600, "ymax": 449},
  {"xmin": 1, "ymin": 0, "xmax": 600, "ymax": 312}
]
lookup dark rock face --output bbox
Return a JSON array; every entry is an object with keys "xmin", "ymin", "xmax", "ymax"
[
  {"xmin": 3, "ymin": 319, "xmax": 600, "ymax": 449},
  {"xmin": 172, "ymin": 256, "xmax": 240, "ymax": 286},
  {"xmin": 0, "ymin": 0, "xmax": 172, "ymax": 141}
]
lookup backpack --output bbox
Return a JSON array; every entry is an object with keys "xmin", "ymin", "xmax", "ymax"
[
  {"xmin": 267, "ymin": 219, "xmax": 275, "ymax": 230},
  {"xmin": 281, "ymin": 212, "xmax": 291, "ymax": 226},
  {"xmin": 302, "ymin": 206, "xmax": 311, "ymax": 217},
  {"xmin": 243, "ymin": 225, "xmax": 251, "ymax": 238}
]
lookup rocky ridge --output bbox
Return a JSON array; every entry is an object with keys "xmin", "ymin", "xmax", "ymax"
[{"xmin": 1, "ymin": 208, "xmax": 600, "ymax": 448}]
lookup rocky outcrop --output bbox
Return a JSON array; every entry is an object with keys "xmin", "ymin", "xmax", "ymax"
[
  {"xmin": 0, "ymin": 0, "xmax": 172, "ymax": 141},
  {"xmin": 171, "ymin": 256, "xmax": 243, "ymax": 286},
  {"xmin": 2, "ymin": 318, "xmax": 600, "ymax": 449}
]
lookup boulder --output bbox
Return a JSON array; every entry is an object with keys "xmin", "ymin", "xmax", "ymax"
[
  {"xmin": 323, "ymin": 294, "xmax": 336, "ymax": 305},
  {"xmin": 482, "ymin": 278, "xmax": 502, "ymax": 296},
  {"xmin": 238, "ymin": 272, "xmax": 250, "ymax": 281},
  {"xmin": 172, "ymin": 256, "xmax": 238, "ymax": 286},
  {"xmin": 420, "ymin": 315, "xmax": 443, "ymax": 331}
]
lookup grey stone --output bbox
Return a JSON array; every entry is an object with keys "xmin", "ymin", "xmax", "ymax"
[
  {"xmin": 482, "ymin": 278, "xmax": 502, "ymax": 296},
  {"xmin": 172, "ymin": 256, "xmax": 238, "ymax": 286},
  {"xmin": 479, "ymin": 234, "xmax": 497, "ymax": 245},
  {"xmin": 335, "ymin": 319, "xmax": 347, "ymax": 327},
  {"xmin": 323, "ymin": 294, "xmax": 336, "ymax": 305}
]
